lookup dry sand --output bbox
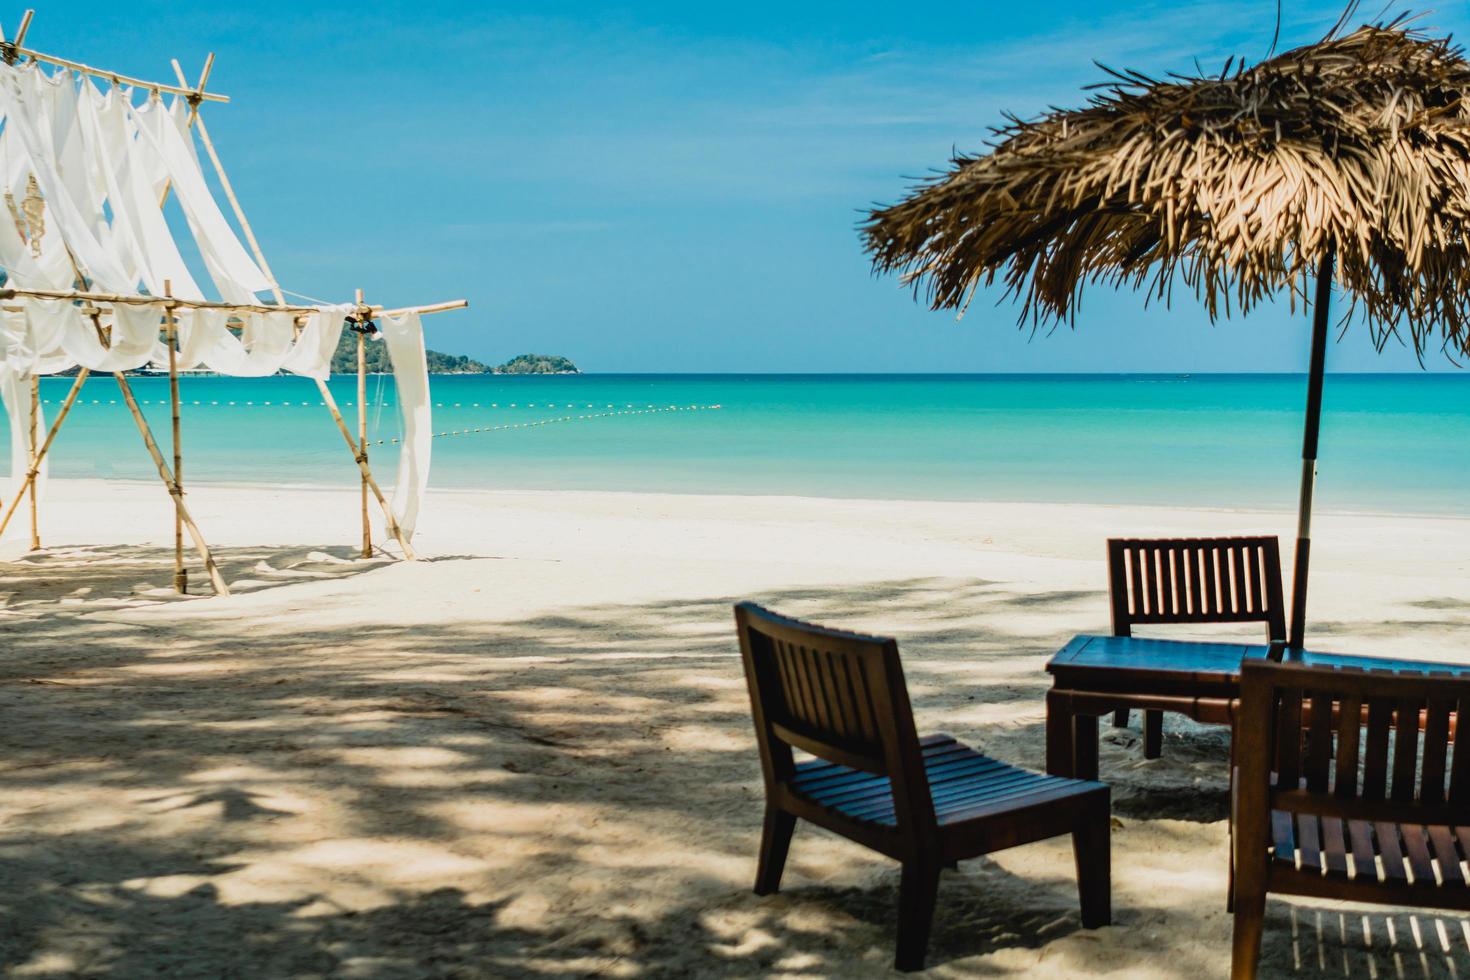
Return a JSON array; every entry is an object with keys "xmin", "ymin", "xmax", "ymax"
[{"xmin": 3, "ymin": 478, "xmax": 1470, "ymax": 977}]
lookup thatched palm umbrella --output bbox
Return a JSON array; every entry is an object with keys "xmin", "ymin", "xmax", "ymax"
[{"xmin": 863, "ymin": 10, "xmax": 1470, "ymax": 649}]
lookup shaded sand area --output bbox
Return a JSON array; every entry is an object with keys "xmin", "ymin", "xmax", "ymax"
[{"xmin": 4, "ymin": 478, "xmax": 1470, "ymax": 977}]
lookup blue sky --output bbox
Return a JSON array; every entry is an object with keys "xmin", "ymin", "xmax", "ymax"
[{"xmin": 40, "ymin": 0, "xmax": 1470, "ymax": 372}]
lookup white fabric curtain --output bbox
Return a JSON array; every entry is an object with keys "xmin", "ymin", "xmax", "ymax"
[
  {"xmin": 175, "ymin": 304, "xmax": 349, "ymax": 378},
  {"xmin": 49, "ymin": 299, "xmax": 166, "ymax": 373},
  {"xmin": 125, "ymin": 97, "xmax": 271, "ymax": 304},
  {"xmin": 0, "ymin": 364, "xmax": 41, "ymax": 524},
  {"xmin": 378, "ymin": 312, "xmax": 431, "ymax": 540}
]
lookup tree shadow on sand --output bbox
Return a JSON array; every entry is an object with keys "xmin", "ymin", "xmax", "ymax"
[
  {"xmin": 0, "ymin": 542, "xmax": 397, "ymax": 612},
  {"xmin": 1, "ymin": 569, "xmax": 1467, "ymax": 975}
]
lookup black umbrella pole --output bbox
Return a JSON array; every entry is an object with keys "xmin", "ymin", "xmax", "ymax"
[{"xmin": 1289, "ymin": 248, "xmax": 1335, "ymax": 650}]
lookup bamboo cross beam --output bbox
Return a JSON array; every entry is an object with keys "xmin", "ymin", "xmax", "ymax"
[
  {"xmin": 0, "ymin": 286, "xmax": 326, "ymax": 315},
  {"xmin": 371, "ymin": 299, "xmax": 470, "ymax": 318},
  {"xmin": 0, "ymin": 11, "xmax": 227, "ymax": 103},
  {"xmin": 0, "ymin": 368, "xmax": 87, "ymax": 541}
]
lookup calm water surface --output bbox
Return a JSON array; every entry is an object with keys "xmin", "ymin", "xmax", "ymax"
[{"xmin": 15, "ymin": 373, "xmax": 1470, "ymax": 515}]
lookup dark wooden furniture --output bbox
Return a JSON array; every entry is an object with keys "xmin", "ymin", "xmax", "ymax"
[
  {"xmin": 1231, "ymin": 659, "xmax": 1470, "ymax": 979},
  {"xmin": 1046, "ymin": 635, "xmax": 1470, "ymax": 781},
  {"xmin": 1106, "ymin": 536, "xmax": 1286, "ymax": 759},
  {"xmin": 735, "ymin": 601, "xmax": 1112, "ymax": 972}
]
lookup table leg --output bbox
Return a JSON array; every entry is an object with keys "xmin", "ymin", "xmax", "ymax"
[
  {"xmin": 1073, "ymin": 712, "xmax": 1099, "ymax": 782},
  {"xmin": 1046, "ymin": 689, "xmax": 1074, "ymax": 778},
  {"xmin": 1143, "ymin": 709, "xmax": 1164, "ymax": 759}
]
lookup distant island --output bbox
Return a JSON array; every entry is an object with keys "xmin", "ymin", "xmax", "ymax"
[{"xmin": 329, "ymin": 333, "xmax": 578, "ymax": 375}]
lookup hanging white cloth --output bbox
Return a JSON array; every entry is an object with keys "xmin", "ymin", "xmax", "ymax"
[
  {"xmin": 377, "ymin": 312, "xmax": 431, "ymax": 540},
  {"xmin": 125, "ymin": 96, "xmax": 271, "ymax": 304},
  {"xmin": 283, "ymin": 306, "xmax": 349, "ymax": 381},
  {"xmin": 44, "ymin": 298, "xmax": 165, "ymax": 372},
  {"xmin": 0, "ymin": 65, "xmax": 133, "ymax": 291},
  {"xmin": 75, "ymin": 82, "xmax": 203, "ymax": 299},
  {"xmin": 0, "ymin": 363, "xmax": 42, "ymax": 531},
  {"xmin": 175, "ymin": 308, "xmax": 293, "ymax": 376}
]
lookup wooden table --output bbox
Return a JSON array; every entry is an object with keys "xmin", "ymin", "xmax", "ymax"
[{"xmin": 1044, "ymin": 635, "xmax": 1470, "ymax": 780}]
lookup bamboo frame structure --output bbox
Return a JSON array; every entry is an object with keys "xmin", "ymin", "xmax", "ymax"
[{"xmin": 0, "ymin": 13, "xmax": 472, "ymax": 585}]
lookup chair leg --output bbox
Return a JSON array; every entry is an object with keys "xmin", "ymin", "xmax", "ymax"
[
  {"xmin": 1112, "ymin": 708, "xmax": 1129, "ymax": 728},
  {"xmin": 1230, "ymin": 887, "xmax": 1266, "ymax": 979},
  {"xmin": 894, "ymin": 859, "xmax": 941, "ymax": 973},
  {"xmin": 1072, "ymin": 796, "xmax": 1112, "ymax": 929},
  {"xmin": 754, "ymin": 805, "xmax": 796, "ymax": 896},
  {"xmin": 1143, "ymin": 710, "xmax": 1164, "ymax": 759}
]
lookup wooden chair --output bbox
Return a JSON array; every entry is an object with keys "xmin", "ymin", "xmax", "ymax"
[
  {"xmin": 735, "ymin": 601, "xmax": 1111, "ymax": 972},
  {"xmin": 1230, "ymin": 659, "xmax": 1470, "ymax": 979},
  {"xmin": 1107, "ymin": 536, "xmax": 1286, "ymax": 758}
]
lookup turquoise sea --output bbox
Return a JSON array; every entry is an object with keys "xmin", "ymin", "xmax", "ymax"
[{"xmin": 13, "ymin": 373, "xmax": 1470, "ymax": 516}]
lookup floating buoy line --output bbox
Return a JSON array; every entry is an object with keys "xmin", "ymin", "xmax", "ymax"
[{"xmin": 35, "ymin": 395, "xmax": 724, "ymax": 445}]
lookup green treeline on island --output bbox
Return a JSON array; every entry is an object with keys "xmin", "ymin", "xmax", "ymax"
[{"xmin": 329, "ymin": 332, "xmax": 578, "ymax": 375}]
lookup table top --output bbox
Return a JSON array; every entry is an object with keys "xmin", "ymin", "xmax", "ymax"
[{"xmin": 1048, "ymin": 634, "xmax": 1470, "ymax": 684}]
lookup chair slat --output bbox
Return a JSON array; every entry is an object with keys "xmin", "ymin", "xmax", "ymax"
[
  {"xmin": 1347, "ymin": 819, "xmax": 1376, "ymax": 880},
  {"xmin": 1129, "ymin": 546, "xmax": 1147, "ymax": 617},
  {"xmin": 1272, "ymin": 810, "xmax": 1296, "ymax": 863},
  {"xmin": 1185, "ymin": 544, "xmax": 1204, "ymax": 617},
  {"xmin": 1401, "ymin": 824, "xmax": 1437, "ymax": 885},
  {"xmin": 1451, "ymin": 697, "xmax": 1470, "ymax": 803},
  {"xmin": 1422, "ymin": 697, "xmax": 1453, "ymax": 805},
  {"xmin": 1305, "ymin": 692, "xmax": 1333, "ymax": 792},
  {"xmin": 1392, "ymin": 696, "xmax": 1423, "ymax": 803},
  {"xmin": 1375, "ymin": 822, "xmax": 1408, "ymax": 882},
  {"xmin": 1230, "ymin": 545, "xmax": 1248, "ymax": 615},
  {"xmin": 1275, "ymin": 688, "xmax": 1304, "ymax": 790},
  {"xmin": 1321, "ymin": 816, "xmax": 1349, "ymax": 876},
  {"xmin": 1165, "ymin": 546, "xmax": 1183, "ymax": 616},
  {"xmin": 1334, "ymin": 695, "xmax": 1363, "ymax": 798},
  {"xmin": 1151, "ymin": 548, "xmax": 1166, "ymax": 617},
  {"xmin": 1202, "ymin": 545, "xmax": 1221, "ymax": 617},
  {"xmin": 1296, "ymin": 812, "xmax": 1322, "ymax": 873},
  {"xmin": 1252, "ymin": 546, "xmax": 1269, "ymax": 616},
  {"xmin": 1363, "ymin": 700, "xmax": 1394, "ymax": 801},
  {"xmin": 1428, "ymin": 825, "xmax": 1464, "ymax": 885}
]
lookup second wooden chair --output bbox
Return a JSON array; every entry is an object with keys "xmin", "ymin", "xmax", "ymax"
[{"xmin": 1107, "ymin": 536, "xmax": 1286, "ymax": 758}]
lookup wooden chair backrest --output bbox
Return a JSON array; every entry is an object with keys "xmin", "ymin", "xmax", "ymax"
[
  {"xmin": 1107, "ymin": 536, "xmax": 1285, "ymax": 642},
  {"xmin": 1238, "ymin": 659, "xmax": 1470, "ymax": 826},
  {"xmin": 735, "ymin": 601, "xmax": 935, "ymax": 832}
]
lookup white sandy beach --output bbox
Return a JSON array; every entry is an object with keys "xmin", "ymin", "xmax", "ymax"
[{"xmin": 3, "ymin": 478, "xmax": 1470, "ymax": 977}]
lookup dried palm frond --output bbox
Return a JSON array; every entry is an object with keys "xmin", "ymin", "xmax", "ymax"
[{"xmin": 862, "ymin": 11, "xmax": 1470, "ymax": 357}]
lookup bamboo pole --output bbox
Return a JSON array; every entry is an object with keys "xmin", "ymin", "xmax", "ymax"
[
  {"xmin": 371, "ymin": 298, "xmax": 469, "ymax": 318},
  {"xmin": 166, "ymin": 280, "xmax": 186, "ymax": 593},
  {"xmin": 27, "ymin": 374, "xmax": 38, "ymax": 549},
  {"xmin": 175, "ymin": 62, "xmax": 418, "ymax": 561},
  {"xmin": 0, "ymin": 286, "xmax": 325, "ymax": 315},
  {"xmin": 114, "ymin": 373, "xmax": 229, "ymax": 596},
  {"xmin": 356, "ymin": 287, "xmax": 371, "ymax": 558},
  {"xmin": 0, "ymin": 369, "xmax": 87, "ymax": 541}
]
